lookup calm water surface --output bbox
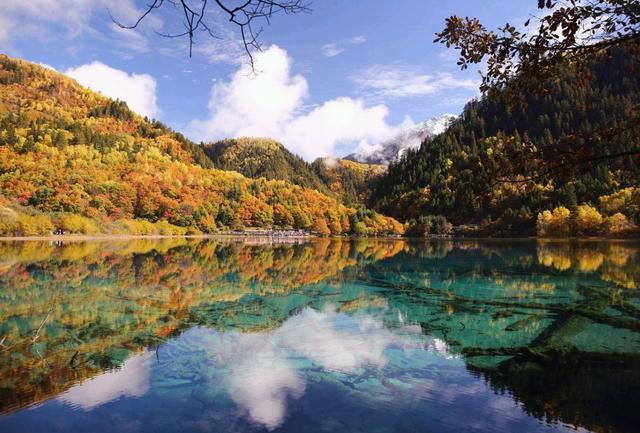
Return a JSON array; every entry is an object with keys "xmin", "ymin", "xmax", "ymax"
[{"xmin": 0, "ymin": 238, "xmax": 638, "ymax": 433}]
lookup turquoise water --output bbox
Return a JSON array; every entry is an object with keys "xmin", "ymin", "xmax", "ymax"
[{"xmin": 0, "ymin": 238, "xmax": 638, "ymax": 432}]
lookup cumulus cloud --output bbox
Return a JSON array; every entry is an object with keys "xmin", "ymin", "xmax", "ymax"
[
  {"xmin": 189, "ymin": 45, "xmax": 398, "ymax": 160},
  {"xmin": 65, "ymin": 61, "xmax": 160, "ymax": 118},
  {"xmin": 353, "ymin": 64, "xmax": 480, "ymax": 99}
]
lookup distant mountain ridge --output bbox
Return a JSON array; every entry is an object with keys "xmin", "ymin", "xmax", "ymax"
[
  {"xmin": 311, "ymin": 158, "xmax": 385, "ymax": 205},
  {"xmin": 203, "ymin": 137, "xmax": 332, "ymax": 195},
  {"xmin": 345, "ymin": 114, "xmax": 457, "ymax": 165},
  {"xmin": 203, "ymin": 137, "xmax": 385, "ymax": 206}
]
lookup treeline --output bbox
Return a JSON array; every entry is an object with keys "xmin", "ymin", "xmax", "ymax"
[
  {"xmin": 0, "ymin": 55, "xmax": 403, "ymax": 236},
  {"xmin": 370, "ymin": 45, "xmax": 640, "ymax": 236},
  {"xmin": 203, "ymin": 137, "xmax": 331, "ymax": 195},
  {"xmin": 537, "ymin": 187, "xmax": 640, "ymax": 238}
]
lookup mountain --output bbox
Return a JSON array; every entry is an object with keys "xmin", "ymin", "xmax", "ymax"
[
  {"xmin": 0, "ymin": 55, "xmax": 403, "ymax": 236},
  {"xmin": 370, "ymin": 45, "xmax": 640, "ymax": 236},
  {"xmin": 311, "ymin": 158, "xmax": 385, "ymax": 206},
  {"xmin": 204, "ymin": 137, "xmax": 386, "ymax": 207},
  {"xmin": 203, "ymin": 137, "xmax": 331, "ymax": 195},
  {"xmin": 345, "ymin": 114, "xmax": 456, "ymax": 165}
]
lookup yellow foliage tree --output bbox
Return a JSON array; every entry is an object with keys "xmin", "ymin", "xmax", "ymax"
[
  {"xmin": 17, "ymin": 215, "xmax": 54, "ymax": 236},
  {"xmin": 604, "ymin": 213, "xmax": 639, "ymax": 237},
  {"xmin": 537, "ymin": 206, "xmax": 571, "ymax": 237},
  {"xmin": 59, "ymin": 214, "xmax": 99, "ymax": 234},
  {"xmin": 574, "ymin": 204, "xmax": 603, "ymax": 236}
]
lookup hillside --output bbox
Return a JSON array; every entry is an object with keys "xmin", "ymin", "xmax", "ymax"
[
  {"xmin": 0, "ymin": 55, "xmax": 403, "ymax": 236},
  {"xmin": 203, "ymin": 137, "xmax": 331, "ymax": 195},
  {"xmin": 312, "ymin": 158, "xmax": 385, "ymax": 205},
  {"xmin": 370, "ymin": 45, "xmax": 640, "ymax": 237},
  {"xmin": 204, "ymin": 137, "xmax": 386, "ymax": 207}
]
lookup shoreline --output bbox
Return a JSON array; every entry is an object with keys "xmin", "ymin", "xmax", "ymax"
[
  {"xmin": 0, "ymin": 234, "xmax": 637, "ymax": 242},
  {"xmin": 0, "ymin": 233, "xmax": 314, "ymax": 242}
]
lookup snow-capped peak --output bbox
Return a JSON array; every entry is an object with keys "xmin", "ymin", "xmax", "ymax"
[{"xmin": 346, "ymin": 114, "xmax": 457, "ymax": 165}]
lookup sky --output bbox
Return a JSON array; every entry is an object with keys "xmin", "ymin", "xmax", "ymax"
[{"xmin": 0, "ymin": 0, "xmax": 540, "ymax": 160}]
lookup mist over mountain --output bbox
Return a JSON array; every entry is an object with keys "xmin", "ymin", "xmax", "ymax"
[{"xmin": 345, "ymin": 114, "xmax": 457, "ymax": 165}]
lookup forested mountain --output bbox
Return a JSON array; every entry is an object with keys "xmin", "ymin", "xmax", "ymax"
[
  {"xmin": 370, "ymin": 45, "xmax": 640, "ymax": 236},
  {"xmin": 204, "ymin": 137, "xmax": 386, "ymax": 207},
  {"xmin": 203, "ymin": 137, "xmax": 331, "ymax": 195},
  {"xmin": 0, "ymin": 55, "xmax": 403, "ymax": 236},
  {"xmin": 312, "ymin": 158, "xmax": 384, "ymax": 206}
]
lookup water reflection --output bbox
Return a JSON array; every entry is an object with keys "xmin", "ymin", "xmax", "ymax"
[
  {"xmin": 58, "ymin": 350, "xmax": 153, "ymax": 410},
  {"xmin": 0, "ymin": 238, "xmax": 407, "ymax": 414},
  {"xmin": 196, "ymin": 307, "xmax": 425, "ymax": 429},
  {"xmin": 0, "ymin": 238, "xmax": 638, "ymax": 433}
]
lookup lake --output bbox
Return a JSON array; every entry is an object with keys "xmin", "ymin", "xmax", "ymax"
[{"xmin": 0, "ymin": 238, "xmax": 638, "ymax": 433}]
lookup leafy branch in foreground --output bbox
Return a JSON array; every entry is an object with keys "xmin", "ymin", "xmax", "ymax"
[
  {"xmin": 435, "ymin": 0, "xmax": 640, "ymax": 181},
  {"xmin": 435, "ymin": 0, "xmax": 640, "ymax": 101}
]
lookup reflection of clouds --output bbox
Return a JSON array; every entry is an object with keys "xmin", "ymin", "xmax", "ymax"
[
  {"xmin": 58, "ymin": 351, "xmax": 152, "ymax": 410},
  {"xmin": 205, "ymin": 307, "xmax": 432, "ymax": 430},
  {"xmin": 227, "ymin": 350, "xmax": 305, "ymax": 430},
  {"xmin": 279, "ymin": 308, "xmax": 400, "ymax": 372}
]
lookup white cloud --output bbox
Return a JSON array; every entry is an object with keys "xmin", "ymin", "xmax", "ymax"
[
  {"xmin": 189, "ymin": 45, "xmax": 399, "ymax": 160},
  {"xmin": 0, "ymin": 0, "xmax": 153, "ymax": 51},
  {"xmin": 281, "ymin": 98, "xmax": 394, "ymax": 160},
  {"xmin": 65, "ymin": 61, "xmax": 160, "ymax": 118},
  {"xmin": 321, "ymin": 43, "xmax": 344, "ymax": 57},
  {"xmin": 321, "ymin": 35, "xmax": 367, "ymax": 57},
  {"xmin": 348, "ymin": 35, "xmax": 367, "ymax": 44},
  {"xmin": 353, "ymin": 64, "xmax": 479, "ymax": 99},
  {"xmin": 109, "ymin": 23, "xmax": 150, "ymax": 53},
  {"xmin": 191, "ymin": 27, "xmax": 247, "ymax": 65},
  {"xmin": 37, "ymin": 62, "xmax": 56, "ymax": 71}
]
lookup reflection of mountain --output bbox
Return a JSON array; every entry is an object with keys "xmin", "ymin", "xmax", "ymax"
[
  {"xmin": 0, "ymin": 238, "xmax": 407, "ymax": 413},
  {"xmin": 361, "ymin": 240, "xmax": 640, "ymax": 433},
  {"xmin": 470, "ymin": 348, "xmax": 640, "ymax": 433},
  {"xmin": 0, "ymin": 239, "xmax": 639, "ymax": 433}
]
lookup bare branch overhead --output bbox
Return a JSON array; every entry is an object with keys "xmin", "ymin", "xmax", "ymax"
[{"xmin": 110, "ymin": 0, "xmax": 310, "ymax": 70}]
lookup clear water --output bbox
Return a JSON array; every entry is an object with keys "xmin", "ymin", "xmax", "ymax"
[{"xmin": 0, "ymin": 238, "xmax": 638, "ymax": 433}]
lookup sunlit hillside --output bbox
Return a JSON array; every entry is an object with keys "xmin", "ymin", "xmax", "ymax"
[{"xmin": 0, "ymin": 56, "xmax": 403, "ymax": 236}]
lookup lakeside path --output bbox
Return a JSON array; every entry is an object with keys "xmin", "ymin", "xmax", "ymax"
[{"xmin": 0, "ymin": 233, "xmax": 315, "ymax": 242}]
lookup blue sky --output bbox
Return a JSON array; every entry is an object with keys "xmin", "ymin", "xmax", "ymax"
[{"xmin": 0, "ymin": 0, "xmax": 539, "ymax": 159}]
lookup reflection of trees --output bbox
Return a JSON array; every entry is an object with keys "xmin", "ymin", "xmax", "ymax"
[
  {"xmin": 537, "ymin": 240, "xmax": 639, "ymax": 288},
  {"xmin": 1, "ymin": 238, "xmax": 638, "ymax": 432},
  {"xmin": 360, "ymin": 240, "xmax": 640, "ymax": 433},
  {"xmin": 469, "ymin": 351, "xmax": 640, "ymax": 433},
  {"xmin": 0, "ymin": 238, "xmax": 406, "ymax": 414}
]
